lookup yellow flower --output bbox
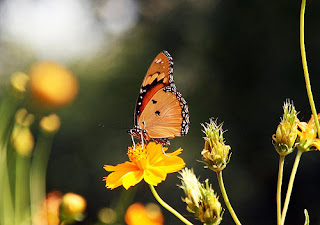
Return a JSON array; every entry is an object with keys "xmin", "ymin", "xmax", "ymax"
[
  {"xmin": 297, "ymin": 114, "xmax": 320, "ymax": 152},
  {"xmin": 125, "ymin": 203, "xmax": 164, "ymax": 225},
  {"xmin": 40, "ymin": 114, "xmax": 61, "ymax": 134},
  {"xmin": 11, "ymin": 126, "xmax": 34, "ymax": 156},
  {"xmin": 61, "ymin": 193, "xmax": 86, "ymax": 216},
  {"xmin": 10, "ymin": 72, "xmax": 29, "ymax": 95},
  {"xmin": 103, "ymin": 142, "xmax": 185, "ymax": 190},
  {"xmin": 59, "ymin": 192, "xmax": 86, "ymax": 224},
  {"xmin": 29, "ymin": 61, "xmax": 78, "ymax": 108},
  {"xmin": 11, "ymin": 108, "xmax": 35, "ymax": 156}
]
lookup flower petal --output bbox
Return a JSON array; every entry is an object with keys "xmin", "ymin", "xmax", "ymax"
[
  {"xmin": 122, "ymin": 170, "xmax": 144, "ymax": 189},
  {"xmin": 104, "ymin": 161, "xmax": 137, "ymax": 172},
  {"xmin": 313, "ymin": 138, "xmax": 320, "ymax": 150},
  {"xmin": 152, "ymin": 158, "xmax": 185, "ymax": 174},
  {"xmin": 103, "ymin": 162, "xmax": 140, "ymax": 189},
  {"xmin": 298, "ymin": 121, "xmax": 308, "ymax": 132},
  {"xmin": 148, "ymin": 142, "xmax": 165, "ymax": 164},
  {"xmin": 143, "ymin": 168, "xmax": 167, "ymax": 186}
]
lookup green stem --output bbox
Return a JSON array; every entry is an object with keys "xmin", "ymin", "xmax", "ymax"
[
  {"xmin": 30, "ymin": 133, "xmax": 54, "ymax": 225},
  {"xmin": 149, "ymin": 184, "xmax": 193, "ymax": 225},
  {"xmin": 280, "ymin": 150, "xmax": 303, "ymax": 225},
  {"xmin": 1, "ymin": 154, "xmax": 15, "ymax": 225},
  {"xmin": 0, "ymin": 136, "xmax": 14, "ymax": 225},
  {"xmin": 15, "ymin": 154, "xmax": 31, "ymax": 225},
  {"xmin": 277, "ymin": 155, "xmax": 285, "ymax": 225},
  {"xmin": 300, "ymin": 0, "xmax": 320, "ymax": 136},
  {"xmin": 216, "ymin": 171, "xmax": 242, "ymax": 225}
]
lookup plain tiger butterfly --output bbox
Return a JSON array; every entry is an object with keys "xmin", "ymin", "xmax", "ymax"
[{"xmin": 129, "ymin": 50, "xmax": 190, "ymax": 145}]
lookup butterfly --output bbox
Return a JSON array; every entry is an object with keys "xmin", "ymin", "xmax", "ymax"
[{"xmin": 129, "ymin": 50, "xmax": 190, "ymax": 145}]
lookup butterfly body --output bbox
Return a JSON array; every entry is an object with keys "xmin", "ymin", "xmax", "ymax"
[{"xmin": 129, "ymin": 51, "xmax": 190, "ymax": 145}]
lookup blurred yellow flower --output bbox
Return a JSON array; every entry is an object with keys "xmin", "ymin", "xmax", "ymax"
[
  {"xmin": 61, "ymin": 193, "xmax": 86, "ymax": 216},
  {"xmin": 10, "ymin": 72, "xmax": 29, "ymax": 94},
  {"xmin": 11, "ymin": 126, "xmax": 34, "ymax": 156},
  {"xmin": 297, "ymin": 114, "xmax": 320, "ymax": 151},
  {"xmin": 103, "ymin": 142, "xmax": 185, "ymax": 190},
  {"xmin": 125, "ymin": 203, "xmax": 164, "ymax": 225},
  {"xmin": 40, "ymin": 114, "xmax": 61, "ymax": 134},
  {"xmin": 15, "ymin": 108, "xmax": 35, "ymax": 126},
  {"xmin": 29, "ymin": 61, "xmax": 78, "ymax": 108},
  {"xmin": 33, "ymin": 191, "xmax": 62, "ymax": 225},
  {"xmin": 11, "ymin": 108, "xmax": 35, "ymax": 156}
]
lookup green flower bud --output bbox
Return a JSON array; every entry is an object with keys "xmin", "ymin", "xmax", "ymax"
[
  {"xmin": 272, "ymin": 100, "xmax": 298, "ymax": 156},
  {"xmin": 179, "ymin": 168, "xmax": 224, "ymax": 225},
  {"xmin": 201, "ymin": 118, "xmax": 231, "ymax": 172}
]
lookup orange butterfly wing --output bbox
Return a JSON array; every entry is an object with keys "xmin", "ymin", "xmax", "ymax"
[
  {"xmin": 137, "ymin": 87, "xmax": 189, "ymax": 139},
  {"xmin": 132, "ymin": 50, "xmax": 189, "ymax": 144},
  {"xmin": 134, "ymin": 51, "xmax": 173, "ymax": 124}
]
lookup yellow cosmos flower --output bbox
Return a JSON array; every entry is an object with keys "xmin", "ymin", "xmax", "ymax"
[
  {"xmin": 297, "ymin": 114, "xmax": 320, "ymax": 151},
  {"xmin": 103, "ymin": 142, "xmax": 185, "ymax": 190}
]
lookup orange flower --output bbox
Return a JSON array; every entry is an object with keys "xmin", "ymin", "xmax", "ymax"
[
  {"xmin": 297, "ymin": 114, "xmax": 320, "ymax": 151},
  {"xmin": 33, "ymin": 191, "xmax": 62, "ymax": 225},
  {"xmin": 103, "ymin": 142, "xmax": 185, "ymax": 189},
  {"xmin": 29, "ymin": 61, "xmax": 78, "ymax": 108},
  {"xmin": 125, "ymin": 203, "xmax": 164, "ymax": 225}
]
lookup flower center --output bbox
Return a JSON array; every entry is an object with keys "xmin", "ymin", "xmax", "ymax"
[{"xmin": 127, "ymin": 143, "xmax": 148, "ymax": 163}]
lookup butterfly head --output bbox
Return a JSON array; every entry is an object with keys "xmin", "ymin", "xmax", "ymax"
[
  {"xmin": 128, "ymin": 126, "xmax": 149, "ymax": 141},
  {"xmin": 128, "ymin": 126, "xmax": 171, "ymax": 146}
]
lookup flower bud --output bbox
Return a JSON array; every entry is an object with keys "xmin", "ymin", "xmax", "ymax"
[
  {"xmin": 11, "ymin": 126, "xmax": 34, "ymax": 156},
  {"xmin": 40, "ymin": 114, "xmax": 61, "ymax": 135},
  {"xmin": 10, "ymin": 72, "xmax": 29, "ymax": 97},
  {"xmin": 201, "ymin": 118, "xmax": 231, "ymax": 172},
  {"xmin": 15, "ymin": 108, "xmax": 35, "ymax": 127},
  {"xmin": 11, "ymin": 108, "xmax": 35, "ymax": 156},
  {"xmin": 272, "ymin": 100, "xmax": 298, "ymax": 156},
  {"xmin": 179, "ymin": 168, "xmax": 224, "ymax": 225},
  {"xmin": 59, "ymin": 193, "xmax": 86, "ymax": 223}
]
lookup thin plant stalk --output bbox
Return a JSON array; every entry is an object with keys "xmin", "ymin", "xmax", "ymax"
[
  {"xmin": 216, "ymin": 171, "xmax": 242, "ymax": 225},
  {"xmin": 276, "ymin": 155, "xmax": 285, "ymax": 225},
  {"xmin": 300, "ymin": 0, "xmax": 320, "ymax": 136},
  {"xmin": 149, "ymin": 184, "xmax": 193, "ymax": 225},
  {"xmin": 30, "ymin": 133, "xmax": 54, "ymax": 225},
  {"xmin": 2, "ymin": 162, "xmax": 15, "ymax": 225},
  {"xmin": 15, "ymin": 154, "xmax": 31, "ymax": 225},
  {"xmin": 0, "ymin": 137, "xmax": 14, "ymax": 225},
  {"xmin": 280, "ymin": 150, "xmax": 303, "ymax": 225}
]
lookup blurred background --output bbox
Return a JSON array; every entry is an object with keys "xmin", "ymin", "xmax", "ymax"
[{"xmin": 1, "ymin": 0, "xmax": 320, "ymax": 224}]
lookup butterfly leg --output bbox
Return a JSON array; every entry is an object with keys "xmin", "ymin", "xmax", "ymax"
[
  {"xmin": 131, "ymin": 134, "xmax": 136, "ymax": 149},
  {"xmin": 161, "ymin": 145, "xmax": 170, "ymax": 157},
  {"xmin": 140, "ymin": 131, "xmax": 144, "ymax": 148}
]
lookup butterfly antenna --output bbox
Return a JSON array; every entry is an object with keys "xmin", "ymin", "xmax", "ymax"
[{"xmin": 161, "ymin": 145, "xmax": 170, "ymax": 157}]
